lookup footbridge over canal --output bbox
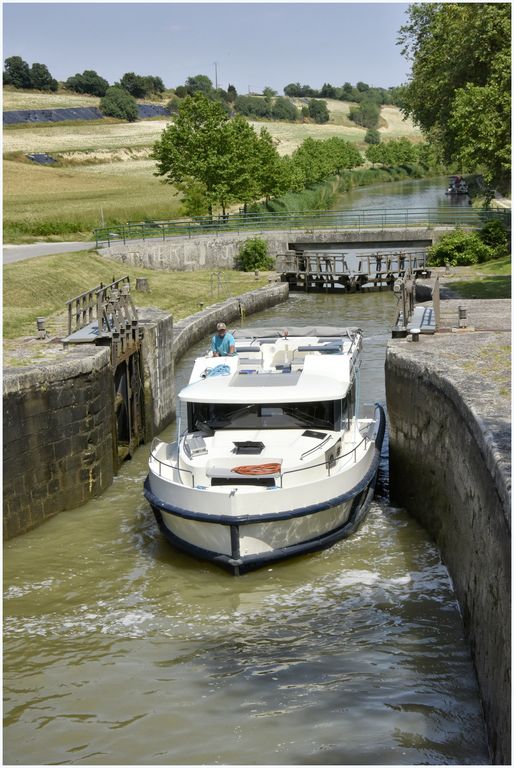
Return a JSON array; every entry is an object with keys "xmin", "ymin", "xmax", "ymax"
[{"xmin": 95, "ymin": 207, "xmax": 510, "ymax": 274}]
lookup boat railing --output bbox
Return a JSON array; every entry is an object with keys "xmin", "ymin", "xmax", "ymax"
[
  {"xmin": 150, "ymin": 428, "xmax": 371, "ymax": 490},
  {"xmin": 280, "ymin": 432, "xmax": 369, "ymax": 486},
  {"xmin": 300, "ymin": 434, "xmax": 332, "ymax": 460},
  {"xmin": 149, "ymin": 439, "xmax": 196, "ymax": 487}
]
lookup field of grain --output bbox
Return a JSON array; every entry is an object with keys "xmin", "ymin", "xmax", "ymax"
[
  {"xmin": 3, "ymin": 119, "xmax": 170, "ymax": 155},
  {"xmin": 379, "ymin": 106, "xmax": 421, "ymax": 138},
  {"xmin": 251, "ymin": 119, "xmax": 367, "ymax": 155},
  {"xmin": 3, "ymin": 156, "xmax": 182, "ymax": 240},
  {"xmin": 3, "ymin": 87, "xmax": 171, "ymax": 111}
]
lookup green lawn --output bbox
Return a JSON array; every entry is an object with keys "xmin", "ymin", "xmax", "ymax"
[
  {"xmin": 446, "ymin": 256, "xmax": 512, "ymax": 299},
  {"xmin": 3, "ymin": 251, "xmax": 272, "ymax": 339}
]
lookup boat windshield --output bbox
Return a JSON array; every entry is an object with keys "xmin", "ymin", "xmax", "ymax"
[{"xmin": 188, "ymin": 400, "xmax": 338, "ymax": 431}]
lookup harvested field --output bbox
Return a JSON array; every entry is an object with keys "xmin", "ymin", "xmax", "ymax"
[
  {"xmin": 379, "ymin": 106, "xmax": 421, "ymax": 138},
  {"xmin": 3, "ymin": 89, "xmax": 102, "ymax": 110},
  {"xmin": 249, "ymin": 119, "xmax": 367, "ymax": 155},
  {"xmin": 3, "ymin": 119, "xmax": 170, "ymax": 154}
]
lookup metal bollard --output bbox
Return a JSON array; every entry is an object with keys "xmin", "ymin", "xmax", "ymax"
[{"xmin": 36, "ymin": 317, "xmax": 47, "ymax": 340}]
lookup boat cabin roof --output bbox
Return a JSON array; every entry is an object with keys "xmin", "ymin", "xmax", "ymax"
[
  {"xmin": 178, "ymin": 329, "xmax": 361, "ymax": 404},
  {"xmin": 232, "ymin": 325, "xmax": 360, "ymax": 339}
]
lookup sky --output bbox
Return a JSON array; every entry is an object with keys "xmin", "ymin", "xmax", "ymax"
[{"xmin": 2, "ymin": 2, "xmax": 412, "ymax": 94}]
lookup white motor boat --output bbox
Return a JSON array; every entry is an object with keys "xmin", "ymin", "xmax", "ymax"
[{"xmin": 144, "ymin": 326, "xmax": 386, "ymax": 575}]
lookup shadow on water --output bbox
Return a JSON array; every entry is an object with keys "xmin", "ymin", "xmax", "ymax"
[{"xmin": 3, "ymin": 228, "xmax": 490, "ymax": 765}]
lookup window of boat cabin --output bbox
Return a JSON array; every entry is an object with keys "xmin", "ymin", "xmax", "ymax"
[
  {"xmin": 188, "ymin": 400, "xmax": 340, "ymax": 431},
  {"xmin": 340, "ymin": 383, "xmax": 355, "ymax": 430}
]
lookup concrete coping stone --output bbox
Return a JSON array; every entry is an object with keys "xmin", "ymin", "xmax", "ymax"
[{"xmin": 3, "ymin": 346, "xmax": 111, "ymax": 395}]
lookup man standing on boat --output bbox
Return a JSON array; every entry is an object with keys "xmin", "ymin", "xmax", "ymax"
[{"xmin": 211, "ymin": 322, "xmax": 235, "ymax": 356}]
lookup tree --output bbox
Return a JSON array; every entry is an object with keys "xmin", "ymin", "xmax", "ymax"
[
  {"xmin": 365, "ymin": 138, "xmax": 417, "ymax": 166},
  {"xmin": 153, "ymin": 94, "xmax": 288, "ymax": 216},
  {"xmin": 65, "ymin": 70, "xmax": 109, "ymax": 96},
  {"xmin": 340, "ymin": 82, "xmax": 357, "ymax": 102},
  {"xmin": 320, "ymin": 83, "xmax": 337, "ymax": 99},
  {"xmin": 119, "ymin": 72, "xmax": 147, "ymax": 98},
  {"xmin": 308, "ymin": 99, "xmax": 330, "ymax": 124},
  {"xmin": 226, "ymin": 84, "xmax": 237, "ymax": 103},
  {"xmin": 349, "ymin": 98, "xmax": 380, "ymax": 129},
  {"xmin": 153, "ymin": 94, "xmax": 234, "ymax": 216},
  {"xmin": 29, "ymin": 63, "xmax": 58, "ymax": 92},
  {"xmin": 144, "ymin": 75, "xmax": 165, "ymax": 95},
  {"xmin": 291, "ymin": 136, "xmax": 362, "ymax": 187},
  {"xmin": 220, "ymin": 116, "xmax": 262, "ymax": 214},
  {"xmin": 185, "ymin": 74, "xmax": 213, "ymax": 96},
  {"xmin": 234, "ymin": 95, "xmax": 271, "ymax": 118},
  {"xmin": 271, "ymin": 96, "xmax": 298, "ymax": 122},
  {"xmin": 365, "ymin": 128, "xmax": 381, "ymax": 145},
  {"xmin": 255, "ymin": 128, "xmax": 292, "ymax": 201},
  {"xmin": 3, "ymin": 56, "xmax": 31, "ymax": 88},
  {"xmin": 398, "ymin": 3, "xmax": 511, "ymax": 189},
  {"xmin": 283, "ymin": 82, "xmax": 303, "ymax": 97},
  {"xmin": 100, "ymin": 86, "xmax": 138, "ymax": 121}
]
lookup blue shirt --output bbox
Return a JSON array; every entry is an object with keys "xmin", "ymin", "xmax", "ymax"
[{"xmin": 211, "ymin": 331, "xmax": 235, "ymax": 356}]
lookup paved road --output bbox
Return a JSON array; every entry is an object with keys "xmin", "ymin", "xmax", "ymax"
[{"xmin": 3, "ymin": 241, "xmax": 96, "ymax": 264}]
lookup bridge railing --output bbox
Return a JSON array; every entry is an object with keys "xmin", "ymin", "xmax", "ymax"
[{"xmin": 94, "ymin": 207, "xmax": 510, "ymax": 247}]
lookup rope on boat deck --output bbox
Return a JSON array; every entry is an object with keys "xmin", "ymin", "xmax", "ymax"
[{"xmin": 232, "ymin": 463, "xmax": 282, "ymax": 475}]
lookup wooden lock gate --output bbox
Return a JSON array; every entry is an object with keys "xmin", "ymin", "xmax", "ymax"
[{"xmin": 63, "ymin": 276, "xmax": 145, "ymax": 467}]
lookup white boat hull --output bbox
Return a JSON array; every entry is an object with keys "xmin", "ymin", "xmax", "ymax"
[{"xmin": 144, "ymin": 406, "xmax": 385, "ymax": 574}]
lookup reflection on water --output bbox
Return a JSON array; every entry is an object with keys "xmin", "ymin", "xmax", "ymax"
[{"xmin": 3, "ymin": 284, "xmax": 489, "ymax": 764}]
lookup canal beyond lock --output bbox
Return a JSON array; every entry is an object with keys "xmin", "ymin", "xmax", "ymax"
[{"xmin": 3, "ymin": 180, "xmax": 490, "ymax": 764}]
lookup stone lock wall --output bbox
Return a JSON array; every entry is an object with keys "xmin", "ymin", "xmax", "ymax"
[
  {"xmin": 138, "ymin": 308, "xmax": 175, "ymax": 440},
  {"xmin": 3, "ymin": 347, "xmax": 115, "ymax": 539},
  {"xmin": 385, "ymin": 342, "xmax": 511, "ymax": 765}
]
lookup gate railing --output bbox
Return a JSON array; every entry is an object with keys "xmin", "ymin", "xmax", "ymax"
[
  {"xmin": 66, "ymin": 275, "xmax": 137, "ymax": 337},
  {"xmin": 94, "ymin": 207, "xmax": 510, "ymax": 247}
]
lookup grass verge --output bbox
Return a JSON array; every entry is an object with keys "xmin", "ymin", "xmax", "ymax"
[
  {"xmin": 3, "ymin": 251, "xmax": 273, "ymax": 340},
  {"xmin": 442, "ymin": 257, "xmax": 512, "ymax": 299}
]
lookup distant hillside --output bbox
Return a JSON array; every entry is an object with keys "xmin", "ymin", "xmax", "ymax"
[
  {"xmin": 3, "ymin": 88, "xmax": 419, "ymax": 144},
  {"xmin": 2, "ymin": 88, "xmax": 422, "ymax": 243}
]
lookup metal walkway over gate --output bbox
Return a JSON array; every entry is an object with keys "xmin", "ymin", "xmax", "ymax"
[{"xmin": 276, "ymin": 248, "xmax": 430, "ymax": 292}]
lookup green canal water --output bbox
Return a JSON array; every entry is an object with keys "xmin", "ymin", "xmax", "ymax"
[{"xmin": 3, "ymin": 289, "xmax": 489, "ymax": 765}]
